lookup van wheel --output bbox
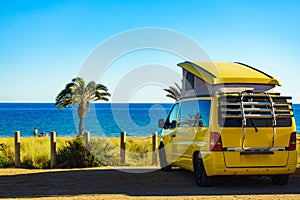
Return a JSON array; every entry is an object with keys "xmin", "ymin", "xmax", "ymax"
[
  {"xmin": 193, "ymin": 152, "xmax": 210, "ymax": 187},
  {"xmin": 158, "ymin": 144, "xmax": 172, "ymax": 172},
  {"xmin": 271, "ymin": 175, "xmax": 289, "ymax": 185}
]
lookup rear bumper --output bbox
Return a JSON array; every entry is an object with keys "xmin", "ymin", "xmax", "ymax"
[
  {"xmin": 202, "ymin": 151, "xmax": 297, "ymax": 176},
  {"xmin": 210, "ymin": 165, "xmax": 296, "ymax": 176}
]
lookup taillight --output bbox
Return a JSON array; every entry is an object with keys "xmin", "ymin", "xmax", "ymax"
[
  {"xmin": 210, "ymin": 132, "xmax": 223, "ymax": 151},
  {"xmin": 288, "ymin": 132, "xmax": 296, "ymax": 151}
]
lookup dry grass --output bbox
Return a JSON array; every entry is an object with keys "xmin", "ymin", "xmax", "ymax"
[
  {"xmin": 0, "ymin": 136, "xmax": 158, "ymax": 168},
  {"xmin": 0, "ymin": 137, "xmax": 71, "ymax": 168},
  {"xmin": 89, "ymin": 136, "xmax": 156, "ymax": 166}
]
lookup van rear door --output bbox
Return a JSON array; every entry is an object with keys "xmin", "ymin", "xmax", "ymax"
[{"xmin": 218, "ymin": 93, "xmax": 294, "ymax": 167}]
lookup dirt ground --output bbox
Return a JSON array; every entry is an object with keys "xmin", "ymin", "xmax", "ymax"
[{"xmin": 0, "ymin": 167, "xmax": 300, "ymax": 200}]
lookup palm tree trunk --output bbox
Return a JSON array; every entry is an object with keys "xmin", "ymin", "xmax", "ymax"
[
  {"xmin": 78, "ymin": 117, "xmax": 84, "ymax": 136},
  {"xmin": 78, "ymin": 104, "xmax": 86, "ymax": 136}
]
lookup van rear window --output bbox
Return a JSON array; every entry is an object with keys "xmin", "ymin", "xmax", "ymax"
[
  {"xmin": 220, "ymin": 118, "xmax": 292, "ymax": 127},
  {"xmin": 218, "ymin": 95, "xmax": 292, "ymax": 127}
]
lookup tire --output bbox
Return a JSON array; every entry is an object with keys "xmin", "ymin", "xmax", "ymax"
[
  {"xmin": 158, "ymin": 143, "xmax": 172, "ymax": 172},
  {"xmin": 193, "ymin": 152, "xmax": 210, "ymax": 187},
  {"xmin": 271, "ymin": 175, "xmax": 290, "ymax": 185}
]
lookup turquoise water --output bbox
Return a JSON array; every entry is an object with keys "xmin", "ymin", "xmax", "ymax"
[{"xmin": 0, "ymin": 103, "xmax": 299, "ymax": 137}]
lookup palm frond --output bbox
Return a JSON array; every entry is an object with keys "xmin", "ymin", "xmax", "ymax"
[{"xmin": 163, "ymin": 82, "xmax": 181, "ymax": 101}]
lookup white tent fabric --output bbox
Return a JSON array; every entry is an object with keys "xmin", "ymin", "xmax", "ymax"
[{"xmin": 181, "ymin": 68, "xmax": 277, "ymax": 98}]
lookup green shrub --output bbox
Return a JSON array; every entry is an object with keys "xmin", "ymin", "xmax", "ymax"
[
  {"xmin": 56, "ymin": 137, "xmax": 100, "ymax": 168},
  {"xmin": 0, "ymin": 143, "xmax": 14, "ymax": 168},
  {"xmin": 86, "ymin": 138, "xmax": 119, "ymax": 166},
  {"xmin": 21, "ymin": 156, "xmax": 35, "ymax": 169},
  {"xmin": 0, "ymin": 156, "xmax": 14, "ymax": 168},
  {"xmin": 21, "ymin": 155, "xmax": 50, "ymax": 169}
]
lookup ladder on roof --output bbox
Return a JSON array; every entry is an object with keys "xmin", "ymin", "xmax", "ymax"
[{"xmin": 219, "ymin": 90, "xmax": 293, "ymax": 151}]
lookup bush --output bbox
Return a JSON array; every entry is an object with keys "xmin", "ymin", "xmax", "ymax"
[
  {"xmin": 21, "ymin": 155, "xmax": 50, "ymax": 169},
  {"xmin": 86, "ymin": 138, "xmax": 119, "ymax": 166},
  {"xmin": 56, "ymin": 137, "xmax": 101, "ymax": 168},
  {"xmin": 0, "ymin": 156, "xmax": 14, "ymax": 168},
  {"xmin": 0, "ymin": 143, "xmax": 14, "ymax": 168}
]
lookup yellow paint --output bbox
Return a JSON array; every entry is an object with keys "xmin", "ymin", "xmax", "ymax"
[{"xmin": 178, "ymin": 62, "xmax": 280, "ymax": 85}]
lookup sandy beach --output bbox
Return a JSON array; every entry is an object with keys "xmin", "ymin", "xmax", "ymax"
[{"xmin": 1, "ymin": 167, "xmax": 300, "ymax": 200}]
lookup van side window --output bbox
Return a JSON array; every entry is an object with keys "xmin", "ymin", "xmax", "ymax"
[
  {"xmin": 165, "ymin": 103, "xmax": 179, "ymax": 129},
  {"xmin": 178, "ymin": 100, "xmax": 211, "ymax": 127},
  {"xmin": 185, "ymin": 72, "xmax": 194, "ymax": 90}
]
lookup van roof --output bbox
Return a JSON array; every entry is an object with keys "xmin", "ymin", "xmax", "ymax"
[{"xmin": 178, "ymin": 61, "xmax": 280, "ymax": 85}]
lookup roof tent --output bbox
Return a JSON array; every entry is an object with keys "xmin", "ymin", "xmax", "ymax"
[{"xmin": 178, "ymin": 61, "xmax": 280, "ymax": 98}]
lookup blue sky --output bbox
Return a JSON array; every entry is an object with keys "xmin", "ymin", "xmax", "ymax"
[{"xmin": 0, "ymin": 0, "xmax": 299, "ymax": 102}]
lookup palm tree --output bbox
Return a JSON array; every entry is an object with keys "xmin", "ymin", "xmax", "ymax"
[
  {"xmin": 55, "ymin": 77, "xmax": 111, "ymax": 136},
  {"xmin": 163, "ymin": 82, "xmax": 181, "ymax": 101}
]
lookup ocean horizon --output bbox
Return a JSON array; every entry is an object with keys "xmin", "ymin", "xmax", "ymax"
[
  {"xmin": 0, "ymin": 102, "xmax": 173, "ymax": 137},
  {"xmin": 0, "ymin": 103, "xmax": 299, "ymax": 137}
]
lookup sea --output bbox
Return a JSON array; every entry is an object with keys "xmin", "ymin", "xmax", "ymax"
[
  {"xmin": 0, "ymin": 103, "xmax": 299, "ymax": 137},
  {"xmin": 0, "ymin": 103, "xmax": 173, "ymax": 137}
]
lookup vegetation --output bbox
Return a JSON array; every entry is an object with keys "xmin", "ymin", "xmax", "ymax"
[
  {"xmin": 163, "ymin": 82, "xmax": 181, "ymax": 101},
  {"xmin": 56, "ymin": 137, "xmax": 100, "ymax": 168},
  {"xmin": 55, "ymin": 77, "xmax": 111, "ymax": 136},
  {"xmin": 86, "ymin": 137, "xmax": 119, "ymax": 166},
  {"xmin": 0, "ymin": 143, "xmax": 14, "ymax": 167},
  {"xmin": 0, "ymin": 137, "xmax": 69, "ymax": 168},
  {"xmin": 0, "ymin": 136, "xmax": 156, "ymax": 168},
  {"xmin": 109, "ymin": 137, "xmax": 154, "ymax": 166}
]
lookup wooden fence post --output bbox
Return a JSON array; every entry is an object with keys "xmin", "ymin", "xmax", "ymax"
[
  {"xmin": 120, "ymin": 131, "xmax": 126, "ymax": 165},
  {"xmin": 84, "ymin": 132, "xmax": 90, "ymax": 147},
  {"xmin": 50, "ymin": 131, "xmax": 57, "ymax": 168},
  {"xmin": 14, "ymin": 131, "xmax": 21, "ymax": 167},
  {"xmin": 152, "ymin": 132, "xmax": 158, "ymax": 166}
]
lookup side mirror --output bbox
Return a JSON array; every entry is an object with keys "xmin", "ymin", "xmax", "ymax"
[{"xmin": 158, "ymin": 119, "xmax": 165, "ymax": 128}]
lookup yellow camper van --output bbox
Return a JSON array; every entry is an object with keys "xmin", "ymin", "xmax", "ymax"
[{"xmin": 158, "ymin": 62, "xmax": 297, "ymax": 186}]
